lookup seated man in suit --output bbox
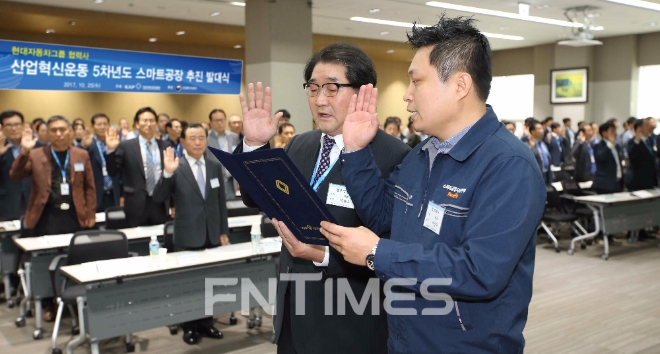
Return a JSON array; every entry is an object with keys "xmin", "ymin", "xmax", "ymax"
[
  {"xmin": 0, "ymin": 110, "xmax": 45, "ymax": 221},
  {"xmin": 80, "ymin": 113, "xmax": 121, "ymax": 212},
  {"xmin": 105, "ymin": 107, "xmax": 170, "ymax": 227},
  {"xmin": 593, "ymin": 121, "xmax": 623, "ymax": 194},
  {"xmin": 527, "ymin": 119, "xmax": 552, "ymax": 184},
  {"xmin": 572, "ymin": 124, "xmax": 596, "ymax": 182},
  {"xmin": 154, "ymin": 123, "xmax": 228, "ymax": 345},
  {"xmin": 236, "ymin": 42, "xmax": 411, "ymax": 354},
  {"xmin": 625, "ymin": 118, "xmax": 658, "ymax": 191}
]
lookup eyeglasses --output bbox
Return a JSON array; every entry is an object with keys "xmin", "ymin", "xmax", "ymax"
[
  {"xmin": 2, "ymin": 123, "xmax": 23, "ymax": 129},
  {"xmin": 303, "ymin": 83, "xmax": 353, "ymax": 97}
]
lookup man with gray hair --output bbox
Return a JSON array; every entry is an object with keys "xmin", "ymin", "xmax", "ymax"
[{"xmin": 10, "ymin": 115, "xmax": 96, "ymax": 236}]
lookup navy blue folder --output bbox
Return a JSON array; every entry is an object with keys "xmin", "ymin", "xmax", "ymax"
[{"xmin": 208, "ymin": 146, "xmax": 335, "ymax": 246}]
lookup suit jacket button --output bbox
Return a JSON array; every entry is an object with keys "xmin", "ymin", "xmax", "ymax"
[{"xmin": 286, "ymin": 266, "xmax": 291, "ymax": 273}]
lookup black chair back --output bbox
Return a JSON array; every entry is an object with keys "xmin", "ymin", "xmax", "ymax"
[
  {"xmin": 545, "ymin": 185, "xmax": 568, "ymax": 214},
  {"xmin": 163, "ymin": 221, "xmax": 175, "ymax": 252},
  {"xmin": 105, "ymin": 206, "xmax": 129, "ymax": 230},
  {"xmin": 66, "ymin": 230, "xmax": 129, "ymax": 267}
]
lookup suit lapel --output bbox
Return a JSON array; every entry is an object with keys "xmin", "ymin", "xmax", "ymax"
[
  {"xmin": 42, "ymin": 147, "xmax": 52, "ymax": 190},
  {"xmin": 180, "ymin": 156, "xmax": 204, "ymax": 200},
  {"xmin": 301, "ymin": 130, "xmax": 322, "ymax": 182},
  {"xmin": 204, "ymin": 151, "xmax": 218, "ymax": 200},
  {"xmin": 68, "ymin": 149, "xmax": 76, "ymax": 184},
  {"xmin": 131, "ymin": 139, "xmax": 145, "ymax": 179}
]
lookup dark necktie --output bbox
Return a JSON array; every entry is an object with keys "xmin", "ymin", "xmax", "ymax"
[{"xmin": 313, "ymin": 135, "xmax": 336, "ymax": 183}]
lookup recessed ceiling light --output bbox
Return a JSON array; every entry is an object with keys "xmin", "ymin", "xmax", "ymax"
[
  {"xmin": 149, "ymin": 38, "xmax": 157, "ymax": 42},
  {"xmin": 69, "ymin": 21, "xmax": 76, "ymax": 26},
  {"xmin": 233, "ymin": 45, "xmax": 242, "ymax": 49},
  {"xmin": 499, "ymin": 26, "xmax": 510, "ymax": 30},
  {"xmin": 380, "ymin": 31, "xmax": 390, "ymax": 35},
  {"xmin": 643, "ymin": 21, "xmax": 657, "ymax": 26},
  {"xmin": 369, "ymin": 8, "xmax": 381, "ymax": 13},
  {"xmin": 536, "ymin": 4, "xmax": 550, "ymax": 9},
  {"xmin": 210, "ymin": 11, "xmax": 221, "ymax": 16},
  {"xmin": 46, "ymin": 29, "xmax": 56, "ymax": 34},
  {"xmin": 350, "ymin": 17, "xmax": 525, "ymax": 40},
  {"xmin": 589, "ymin": 25, "xmax": 604, "ymax": 31},
  {"xmin": 94, "ymin": 0, "xmax": 103, "ymax": 3},
  {"xmin": 425, "ymin": 2, "xmax": 582, "ymax": 28},
  {"xmin": 386, "ymin": 49, "xmax": 395, "ymax": 53},
  {"xmin": 230, "ymin": 2, "xmax": 246, "ymax": 6},
  {"xmin": 176, "ymin": 31, "xmax": 185, "ymax": 35},
  {"xmin": 604, "ymin": 0, "xmax": 660, "ymax": 12}
]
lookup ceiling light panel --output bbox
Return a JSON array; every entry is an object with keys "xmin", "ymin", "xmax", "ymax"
[
  {"xmin": 350, "ymin": 17, "xmax": 523, "ymax": 40},
  {"xmin": 603, "ymin": 0, "xmax": 660, "ymax": 12}
]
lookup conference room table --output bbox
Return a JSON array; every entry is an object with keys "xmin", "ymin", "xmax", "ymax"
[
  {"xmin": 0, "ymin": 213, "xmax": 107, "ymax": 234},
  {"xmin": 8, "ymin": 214, "xmax": 264, "ymax": 340},
  {"xmin": 562, "ymin": 188, "xmax": 660, "ymax": 260},
  {"xmin": 59, "ymin": 238, "xmax": 281, "ymax": 354}
]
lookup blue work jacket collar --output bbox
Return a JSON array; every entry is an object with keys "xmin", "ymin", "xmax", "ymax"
[{"xmin": 418, "ymin": 105, "xmax": 500, "ymax": 162}]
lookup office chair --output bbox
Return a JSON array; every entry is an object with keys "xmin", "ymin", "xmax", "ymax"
[
  {"xmin": 1, "ymin": 216, "xmax": 23, "ymax": 309},
  {"xmin": 48, "ymin": 230, "xmax": 134, "ymax": 354},
  {"xmin": 539, "ymin": 185, "xmax": 588, "ymax": 253},
  {"xmin": 105, "ymin": 206, "xmax": 130, "ymax": 230}
]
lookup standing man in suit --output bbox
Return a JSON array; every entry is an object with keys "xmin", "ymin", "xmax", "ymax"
[
  {"xmin": 227, "ymin": 115, "xmax": 244, "ymax": 141},
  {"xmin": 527, "ymin": 119, "xmax": 552, "ymax": 184},
  {"xmin": 81, "ymin": 113, "xmax": 121, "ymax": 212},
  {"xmin": 206, "ymin": 109, "xmax": 240, "ymax": 199},
  {"xmin": 546, "ymin": 122, "xmax": 563, "ymax": 167},
  {"xmin": 153, "ymin": 123, "xmax": 228, "ymax": 345},
  {"xmin": 0, "ymin": 110, "xmax": 45, "ymax": 221},
  {"xmin": 551, "ymin": 122, "xmax": 571, "ymax": 165},
  {"xmin": 625, "ymin": 119, "xmax": 658, "ymax": 191},
  {"xmin": 563, "ymin": 118, "xmax": 575, "ymax": 148},
  {"xmin": 105, "ymin": 107, "xmax": 170, "ymax": 227},
  {"xmin": 573, "ymin": 124, "xmax": 596, "ymax": 182},
  {"xmin": 10, "ymin": 116, "xmax": 96, "ymax": 235},
  {"xmin": 236, "ymin": 43, "xmax": 410, "ymax": 354},
  {"xmin": 163, "ymin": 119, "xmax": 183, "ymax": 157},
  {"xmin": 593, "ymin": 121, "xmax": 624, "ymax": 194}
]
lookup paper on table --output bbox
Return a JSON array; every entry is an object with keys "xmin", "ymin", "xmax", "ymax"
[
  {"xmin": 43, "ymin": 234, "xmax": 74, "ymax": 247},
  {"xmin": 95, "ymin": 257, "xmax": 148, "ymax": 276},
  {"xmin": 632, "ymin": 190, "xmax": 655, "ymax": 198},
  {"xmin": 261, "ymin": 238, "xmax": 282, "ymax": 253},
  {"xmin": 136, "ymin": 225, "xmax": 163, "ymax": 234}
]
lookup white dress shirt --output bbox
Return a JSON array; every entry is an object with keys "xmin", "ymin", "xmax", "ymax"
[
  {"xmin": 605, "ymin": 139, "xmax": 622, "ymax": 179},
  {"xmin": 138, "ymin": 135, "xmax": 162, "ymax": 184},
  {"xmin": 163, "ymin": 151, "xmax": 206, "ymax": 182},
  {"xmin": 243, "ymin": 134, "xmax": 345, "ymax": 267}
]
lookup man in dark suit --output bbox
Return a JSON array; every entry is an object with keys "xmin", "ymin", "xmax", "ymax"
[
  {"xmin": 153, "ymin": 123, "xmax": 228, "ymax": 345},
  {"xmin": 163, "ymin": 119, "xmax": 183, "ymax": 157},
  {"xmin": 547, "ymin": 122, "xmax": 563, "ymax": 167},
  {"xmin": 236, "ymin": 43, "xmax": 410, "ymax": 354},
  {"xmin": 105, "ymin": 107, "xmax": 169, "ymax": 227},
  {"xmin": 80, "ymin": 113, "xmax": 121, "ymax": 212},
  {"xmin": 0, "ymin": 110, "xmax": 44, "ymax": 221},
  {"xmin": 593, "ymin": 121, "xmax": 624, "ymax": 194},
  {"xmin": 572, "ymin": 124, "xmax": 596, "ymax": 182},
  {"xmin": 526, "ymin": 119, "xmax": 552, "ymax": 184},
  {"xmin": 625, "ymin": 119, "xmax": 658, "ymax": 191},
  {"xmin": 563, "ymin": 117, "xmax": 575, "ymax": 149}
]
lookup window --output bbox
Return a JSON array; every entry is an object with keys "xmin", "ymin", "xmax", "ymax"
[
  {"xmin": 637, "ymin": 65, "xmax": 660, "ymax": 119},
  {"xmin": 487, "ymin": 74, "xmax": 534, "ymax": 121}
]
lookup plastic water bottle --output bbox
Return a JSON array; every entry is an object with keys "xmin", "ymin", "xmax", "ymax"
[
  {"xmin": 149, "ymin": 235, "xmax": 159, "ymax": 256},
  {"xmin": 250, "ymin": 224, "xmax": 262, "ymax": 254}
]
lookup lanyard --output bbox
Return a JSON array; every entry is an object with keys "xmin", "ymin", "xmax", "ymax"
[
  {"xmin": 142, "ymin": 140, "xmax": 158, "ymax": 165},
  {"xmin": 94, "ymin": 136, "xmax": 106, "ymax": 166},
  {"xmin": 50, "ymin": 147, "xmax": 69, "ymax": 183},
  {"xmin": 310, "ymin": 146, "xmax": 343, "ymax": 192}
]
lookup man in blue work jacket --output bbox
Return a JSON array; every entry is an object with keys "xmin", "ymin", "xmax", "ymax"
[{"xmin": 319, "ymin": 16, "xmax": 546, "ymax": 354}]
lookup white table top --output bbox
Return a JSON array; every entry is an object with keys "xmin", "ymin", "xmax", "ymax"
[
  {"xmin": 0, "ymin": 212, "xmax": 106, "ymax": 234},
  {"xmin": 60, "ymin": 237, "xmax": 282, "ymax": 284},
  {"xmin": 551, "ymin": 181, "xmax": 593, "ymax": 192},
  {"xmin": 571, "ymin": 189, "xmax": 660, "ymax": 205},
  {"xmin": 13, "ymin": 214, "xmax": 264, "ymax": 253}
]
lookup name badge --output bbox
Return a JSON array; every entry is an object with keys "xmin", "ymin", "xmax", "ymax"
[
  {"xmin": 210, "ymin": 178, "xmax": 220, "ymax": 189},
  {"xmin": 423, "ymin": 201, "xmax": 445, "ymax": 235},
  {"xmin": 74, "ymin": 162, "xmax": 84, "ymax": 172},
  {"xmin": 590, "ymin": 154, "xmax": 595, "ymax": 164},
  {"xmin": 61, "ymin": 183, "xmax": 70, "ymax": 196},
  {"xmin": 102, "ymin": 165, "xmax": 108, "ymax": 177},
  {"xmin": 326, "ymin": 183, "xmax": 354, "ymax": 209}
]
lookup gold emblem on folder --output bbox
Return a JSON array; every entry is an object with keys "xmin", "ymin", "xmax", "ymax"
[{"xmin": 276, "ymin": 180, "xmax": 290, "ymax": 195}]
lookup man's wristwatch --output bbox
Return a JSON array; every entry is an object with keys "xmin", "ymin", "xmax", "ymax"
[{"xmin": 366, "ymin": 243, "xmax": 378, "ymax": 271}]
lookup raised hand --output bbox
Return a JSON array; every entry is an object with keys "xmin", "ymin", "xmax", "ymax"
[
  {"xmin": 240, "ymin": 82, "xmax": 282, "ymax": 147},
  {"xmin": 343, "ymin": 84, "xmax": 379, "ymax": 152},
  {"xmin": 106, "ymin": 126, "xmax": 120, "ymax": 150},
  {"xmin": 82, "ymin": 127, "xmax": 95, "ymax": 148},
  {"xmin": 0, "ymin": 131, "xmax": 8, "ymax": 155},
  {"xmin": 163, "ymin": 146, "xmax": 180, "ymax": 174},
  {"xmin": 20, "ymin": 126, "xmax": 38, "ymax": 153},
  {"xmin": 578, "ymin": 131, "xmax": 586, "ymax": 144}
]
